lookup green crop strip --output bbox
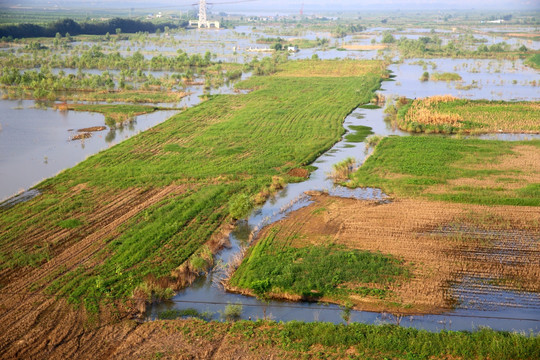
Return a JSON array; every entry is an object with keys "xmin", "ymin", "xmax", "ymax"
[
  {"xmin": 230, "ymin": 229, "xmax": 408, "ymax": 301},
  {"xmin": 0, "ymin": 60, "xmax": 383, "ymax": 311},
  {"xmin": 349, "ymin": 136, "xmax": 540, "ymax": 206}
]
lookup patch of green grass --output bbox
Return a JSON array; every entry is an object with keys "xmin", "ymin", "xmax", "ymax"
[
  {"xmin": 0, "ymin": 245, "xmax": 51, "ymax": 269},
  {"xmin": 430, "ymin": 72, "xmax": 462, "ymax": 81},
  {"xmin": 66, "ymin": 104, "xmax": 162, "ymax": 124},
  {"xmin": 157, "ymin": 308, "xmax": 212, "ymax": 321},
  {"xmin": 57, "ymin": 218, "xmax": 83, "ymax": 229},
  {"xmin": 345, "ymin": 125, "xmax": 374, "ymax": 143},
  {"xmin": 525, "ymin": 53, "xmax": 540, "ymax": 69},
  {"xmin": 230, "ymin": 229, "xmax": 408, "ymax": 300},
  {"xmin": 349, "ymin": 136, "xmax": 540, "ymax": 206}
]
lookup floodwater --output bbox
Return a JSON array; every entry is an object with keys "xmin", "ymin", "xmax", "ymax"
[
  {"xmin": 150, "ymin": 55, "xmax": 540, "ymax": 333},
  {"xmin": 2, "ymin": 26, "xmax": 539, "ymax": 332},
  {"xmin": 0, "ymin": 100, "xmax": 179, "ymax": 202},
  {"xmin": 0, "ymin": 70, "xmax": 251, "ymax": 203}
]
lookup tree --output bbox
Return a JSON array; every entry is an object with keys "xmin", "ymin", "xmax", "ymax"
[
  {"xmin": 381, "ymin": 31, "xmax": 395, "ymax": 44},
  {"xmin": 272, "ymin": 42, "xmax": 283, "ymax": 51}
]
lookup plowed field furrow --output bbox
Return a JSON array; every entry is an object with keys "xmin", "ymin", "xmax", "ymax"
[
  {"xmin": 0, "ymin": 185, "xmax": 185, "ymax": 334},
  {"xmin": 0, "ymin": 187, "xmax": 145, "ymax": 254}
]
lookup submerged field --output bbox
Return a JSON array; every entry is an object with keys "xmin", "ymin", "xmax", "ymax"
[
  {"xmin": 396, "ymin": 96, "xmax": 540, "ymax": 134},
  {"xmin": 0, "ymin": 59, "xmax": 384, "ymax": 356}
]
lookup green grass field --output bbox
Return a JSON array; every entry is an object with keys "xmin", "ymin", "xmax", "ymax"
[
  {"xmin": 349, "ymin": 136, "xmax": 540, "ymax": 206},
  {"xmin": 0, "ymin": 60, "xmax": 383, "ymax": 312},
  {"xmin": 230, "ymin": 227, "xmax": 408, "ymax": 301}
]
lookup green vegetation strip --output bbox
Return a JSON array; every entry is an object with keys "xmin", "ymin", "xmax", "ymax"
[
  {"xmin": 65, "ymin": 104, "xmax": 164, "ymax": 125},
  {"xmin": 350, "ymin": 136, "xmax": 540, "ymax": 206},
  {"xmin": 230, "ymin": 228, "xmax": 407, "ymax": 300},
  {"xmin": 345, "ymin": 125, "xmax": 374, "ymax": 143},
  {"xmin": 176, "ymin": 319, "xmax": 540, "ymax": 360},
  {"xmin": 0, "ymin": 60, "xmax": 382, "ymax": 312},
  {"xmin": 525, "ymin": 53, "xmax": 540, "ymax": 69}
]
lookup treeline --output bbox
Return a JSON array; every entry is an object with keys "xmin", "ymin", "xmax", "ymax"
[
  {"xmin": 1, "ymin": 46, "xmax": 214, "ymax": 71},
  {"xmin": 386, "ymin": 33, "xmax": 533, "ymax": 58},
  {"xmin": 0, "ymin": 18, "xmax": 186, "ymax": 39}
]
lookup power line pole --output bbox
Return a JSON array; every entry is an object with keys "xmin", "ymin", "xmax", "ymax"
[{"xmin": 199, "ymin": 0, "xmax": 208, "ymax": 28}]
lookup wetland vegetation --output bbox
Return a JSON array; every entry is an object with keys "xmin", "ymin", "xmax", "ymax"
[
  {"xmin": 0, "ymin": 60, "xmax": 384, "ymax": 313},
  {"xmin": 0, "ymin": 7, "xmax": 539, "ymax": 358},
  {"xmin": 395, "ymin": 96, "xmax": 540, "ymax": 134}
]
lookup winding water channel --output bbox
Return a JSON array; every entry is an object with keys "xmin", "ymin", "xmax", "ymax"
[{"xmin": 149, "ymin": 58, "xmax": 540, "ymax": 333}]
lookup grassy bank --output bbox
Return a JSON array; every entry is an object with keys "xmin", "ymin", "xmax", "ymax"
[
  {"xmin": 126, "ymin": 319, "xmax": 540, "ymax": 360},
  {"xmin": 229, "ymin": 226, "xmax": 409, "ymax": 303},
  {"xmin": 0, "ymin": 60, "xmax": 383, "ymax": 312},
  {"xmin": 396, "ymin": 96, "xmax": 540, "ymax": 134},
  {"xmin": 349, "ymin": 136, "xmax": 540, "ymax": 206}
]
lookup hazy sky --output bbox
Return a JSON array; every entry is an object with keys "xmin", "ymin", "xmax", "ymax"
[{"xmin": 1, "ymin": 0, "xmax": 538, "ymax": 12}]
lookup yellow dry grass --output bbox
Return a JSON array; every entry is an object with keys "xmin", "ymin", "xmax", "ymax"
[
  {"xmin": 403, "ymin": 96, "xmax": 540, "ymax": 133},
  {"xmin": 275, "ymin": 60, "xmax": 385, "ymax": 78}
]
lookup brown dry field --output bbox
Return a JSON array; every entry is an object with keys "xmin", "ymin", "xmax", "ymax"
[{"xmin": 252, "ymin": 193, "xmax": 540, "ymax": 314}]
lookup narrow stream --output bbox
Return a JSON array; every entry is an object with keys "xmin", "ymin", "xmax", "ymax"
[{"xmin": 149, "ymin": 58, "xmax": 540, "ymax": 332}]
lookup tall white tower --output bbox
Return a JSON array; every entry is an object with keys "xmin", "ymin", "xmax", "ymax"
[{"xmin": 198, "ymin": 0, "xmax": 208, "ymax": 28}]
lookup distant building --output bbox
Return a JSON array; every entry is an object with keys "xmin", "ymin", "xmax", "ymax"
[
  {"xmin": 189, "ymin": 20, "xmax": 220, "ymax": 29},
  {"xmin": 287, "ymin": 45, "xmax": 299, "ymax": 52}
]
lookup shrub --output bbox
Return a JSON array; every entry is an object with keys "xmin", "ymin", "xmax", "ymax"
[
  {"xmin": 222, "ymin": 303, "xmax": 243, "ymax": 321},
  {"xmin": 229, "ymin": 193, "xmax": 253, "ymax": 220}
]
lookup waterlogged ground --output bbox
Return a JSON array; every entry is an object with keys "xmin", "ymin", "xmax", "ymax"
[
  {"xmin": 150, "ymin": 57, "xmax": 539, "ymax": 332},
  {"xmin": 385, "ymin": 58, "xmax": 540, "ymax": 100},
  {"xmin": 1, "ymin": 24, "xmax": 539, "ymax": 333}
]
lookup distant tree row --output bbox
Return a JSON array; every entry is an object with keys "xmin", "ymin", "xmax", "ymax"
[{"xmin": 0, "ymin": 18, "xmax": 187, "ymax": 39}]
